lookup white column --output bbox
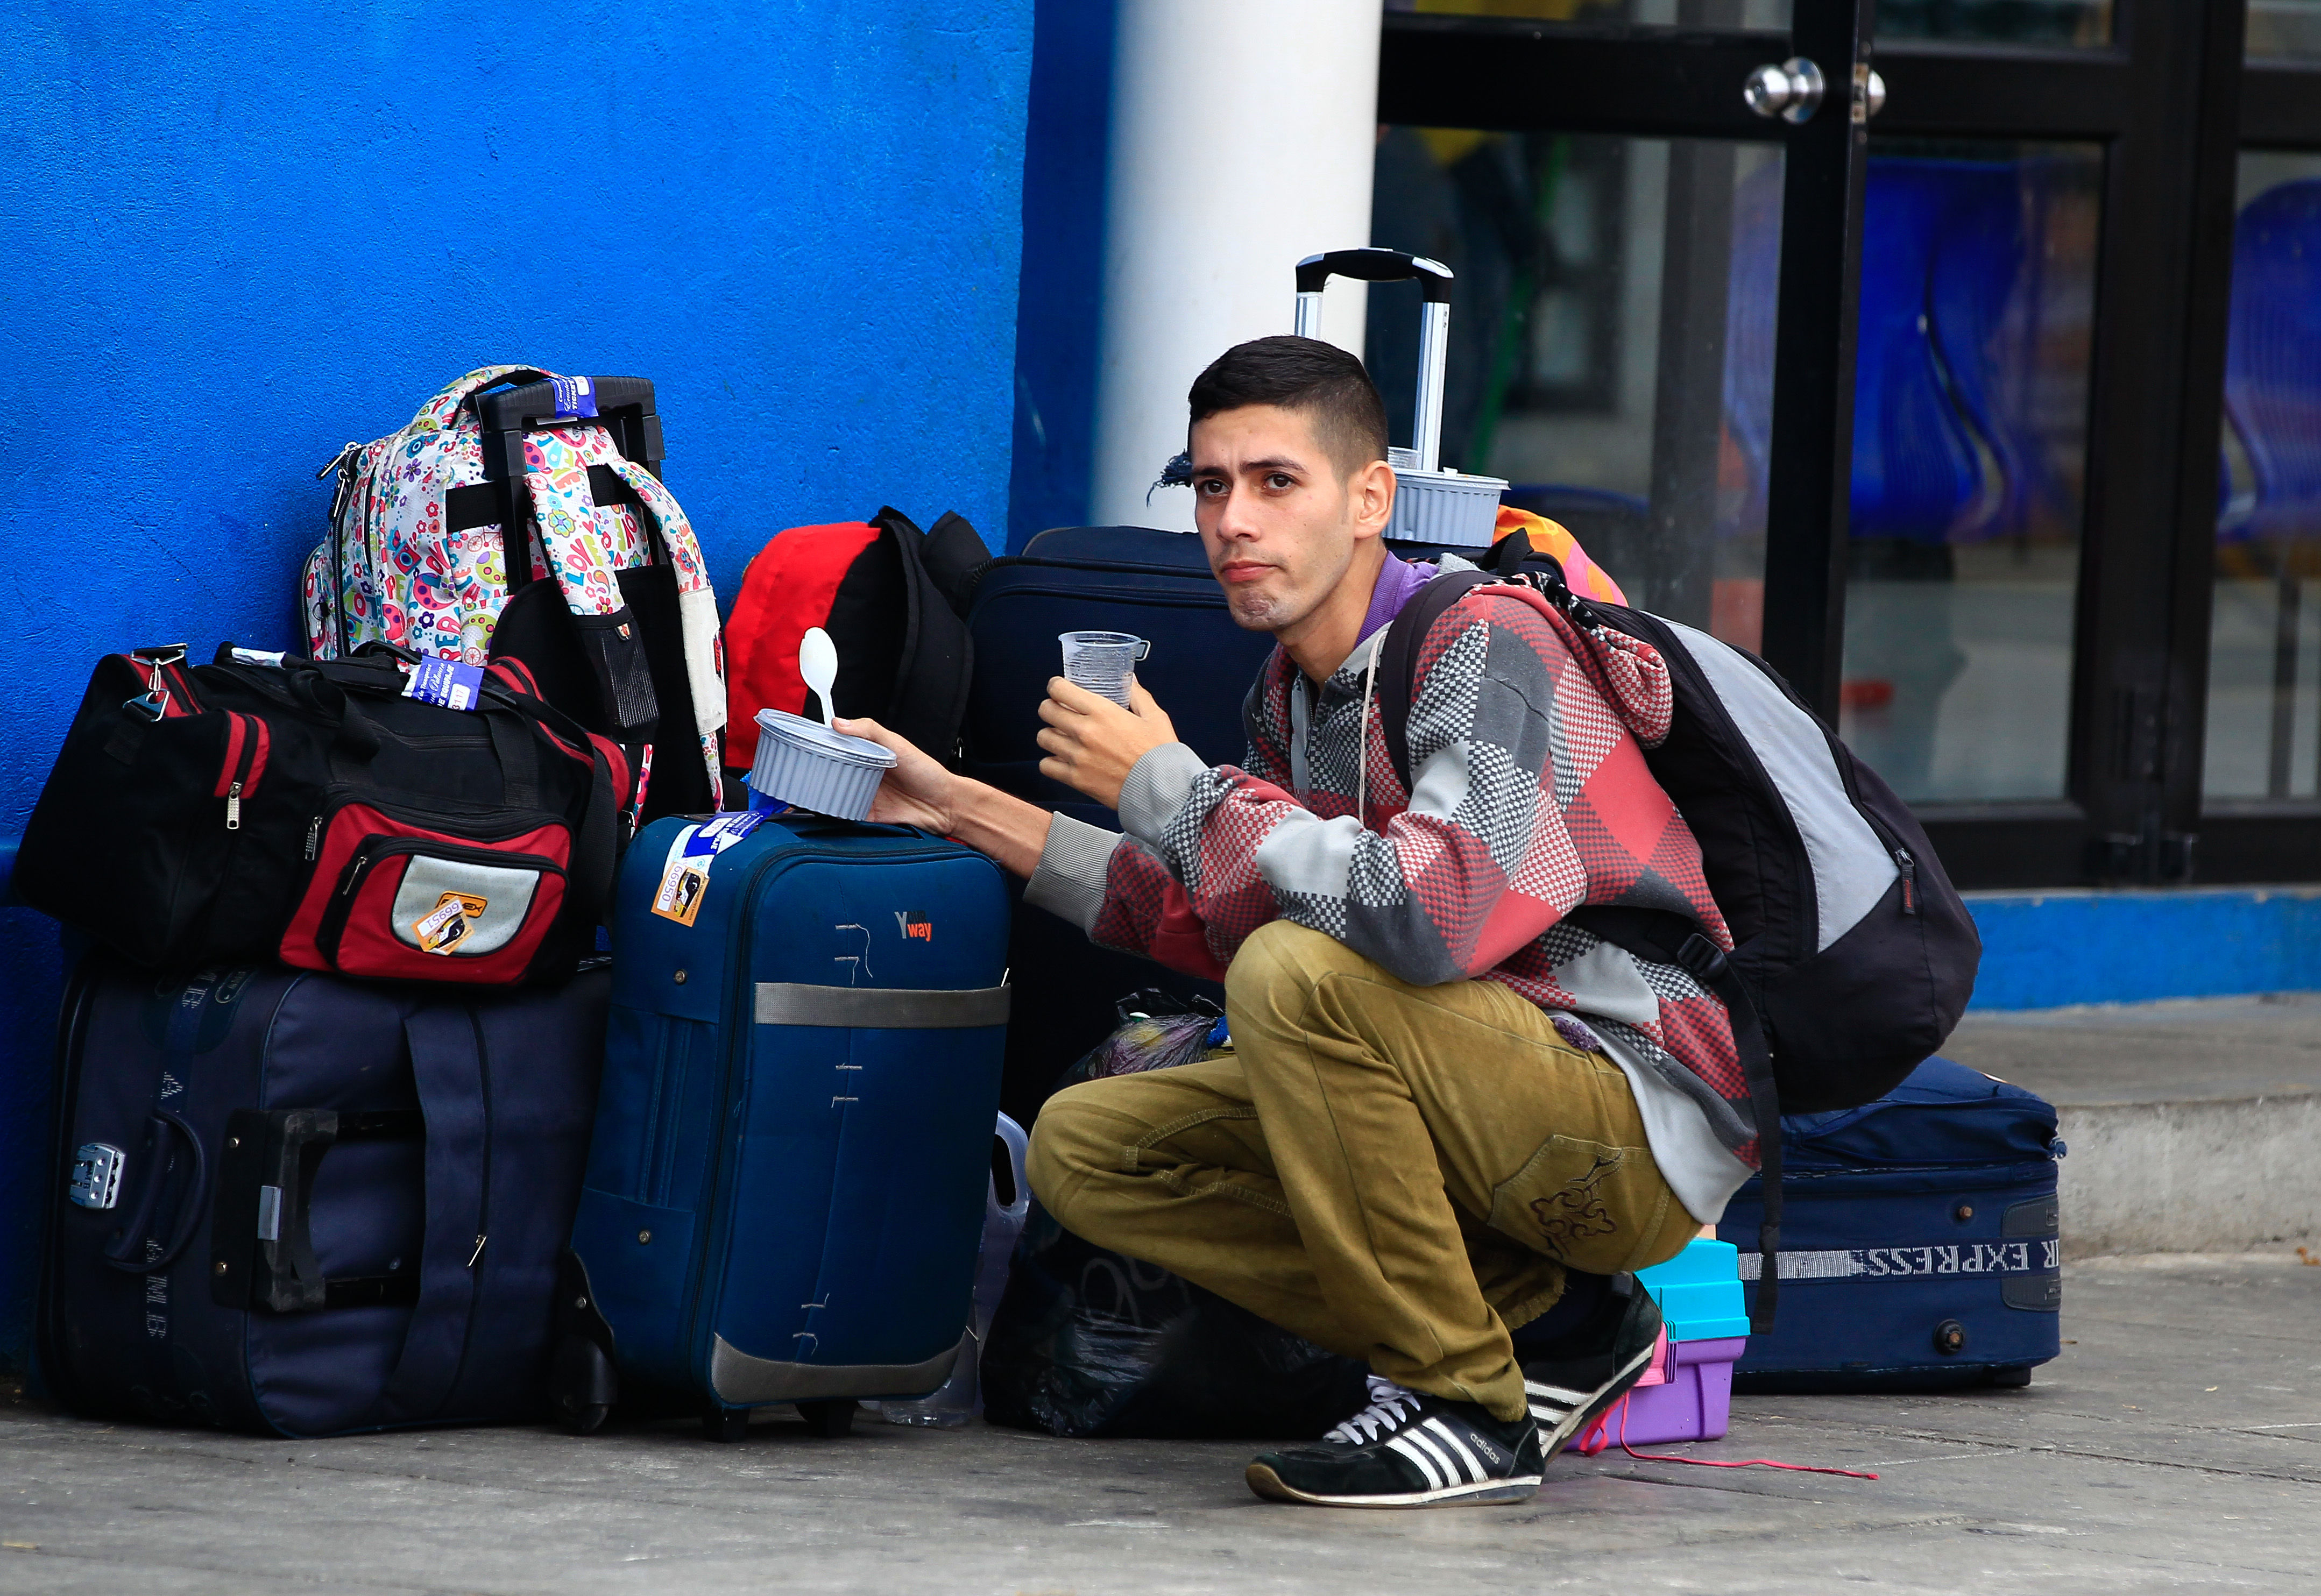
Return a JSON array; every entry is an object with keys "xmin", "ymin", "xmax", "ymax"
[{"xmin": 1088, "ymin": 0, "xmax": 1383, "ymax": 531}]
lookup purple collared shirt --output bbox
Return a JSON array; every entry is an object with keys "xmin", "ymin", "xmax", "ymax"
[{"xmin": 1356, "ymin": 555, "xmax": 1433, "ymax": 645}]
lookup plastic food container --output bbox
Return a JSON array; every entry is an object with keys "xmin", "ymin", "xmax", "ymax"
[
  {"xmin": 1584, "ymin": 1238, "xmax": 1751, "ymax": 1448},
  {"xmin": 748, "ymin": 708, "xmax": 897, "ymax": 821}
]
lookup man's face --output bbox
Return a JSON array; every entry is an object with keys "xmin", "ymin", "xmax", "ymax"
[{"xmin": 1189, "ymin": 405, "xmax": 1387, "ymax": 634}]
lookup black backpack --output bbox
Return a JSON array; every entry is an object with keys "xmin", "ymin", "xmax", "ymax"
[{"xmin": 1378, "ymin": 561, "xmax": 1981, "ymax": 1325}]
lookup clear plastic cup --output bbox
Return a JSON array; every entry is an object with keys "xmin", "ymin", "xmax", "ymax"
[{"xmin": 1059, "ymin": 631, "xmax": 1150, "ymax": 708}]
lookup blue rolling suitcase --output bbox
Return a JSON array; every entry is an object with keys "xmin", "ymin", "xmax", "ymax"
[
  {"xmin": 1716, "ymin": 1056, "xmax": 2063, "ymax": 1391},
  {"xmin": 554, "ymin": 810, "xmax": 1011, "ymax": 1439},
  {"xmin": 38, "ymin": 955, "xmax": 606, "ymax": 1436}
]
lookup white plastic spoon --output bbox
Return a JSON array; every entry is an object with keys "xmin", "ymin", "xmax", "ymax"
[{"xmin": 799, "ymin": 626, "xmax": 839, "ymax": 729}]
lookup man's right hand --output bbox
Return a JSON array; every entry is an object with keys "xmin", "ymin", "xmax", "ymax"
[
  {"xmin": 834, "ymin": 717, "xmax": 958, "ymax": 833},
  {"xmin": 833, "ymin": 717, "xmax": 1056, "ymax": 881}
]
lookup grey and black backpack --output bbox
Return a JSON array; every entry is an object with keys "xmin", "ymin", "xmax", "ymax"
[{"xmin": 1379, "ymin": 555, "xmax": 1982, "ymax": 1326}]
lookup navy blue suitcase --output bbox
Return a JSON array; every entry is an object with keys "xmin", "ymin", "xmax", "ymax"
[
  {"xmin": 963, "ymin": 526, "xmax": 1277, "ymax": 805},
  {"xmin": 555, "ymin": 810, "xmax": 1011, "ymax": 1439},
  {"xmin": 964, "ymin": 526, "xmax": 1491, "ymax": 1118},
  {"xmin": 963, "ymin": 525, "xmax": 1496, "ymax": 804},
  {"xmin": 38, "ymin": 955, "xmax": 606, "ymax": 1435},
  {"xmin": 1716, "ymin": 1056, "xmax": 2063, "ymax": 1391}
]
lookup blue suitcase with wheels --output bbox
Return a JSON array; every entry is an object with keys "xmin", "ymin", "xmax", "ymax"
[
  {"xmin": 555, "ymin": 810, "xmax": 1011, "ymax": 1439},
  {"xmin": 1716, "ymin": 1056, "xmax": 2063, "ymax": 1391}
]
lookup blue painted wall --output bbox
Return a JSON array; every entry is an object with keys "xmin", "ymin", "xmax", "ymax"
[
  {"xmin": 1965, "ymin": 889, "xmax": 2321, "ymax": 1010},
  {"xmin": 1006, "ymin": 0, "xmax": 1116, "ymax": 550},
  {"xmin": 0, "ymin": 1, "xmax": 1032, "ymax": 1371}
]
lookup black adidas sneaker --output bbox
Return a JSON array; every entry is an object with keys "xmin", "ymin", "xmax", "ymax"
[
  {"xmin": 1518, "ymin": 1272, "xmax": 1665, "ymax": 1456},
  {"xmin": 1246, "ymin": 1377, "xmax": 1545, "ymax": 1508}
]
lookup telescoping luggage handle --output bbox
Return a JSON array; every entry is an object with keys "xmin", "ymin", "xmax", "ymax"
[
  {"xmin": 1293, "ymin": 249, "xmax": 1455, "ymax": 476},
  {"xmin": 469, "ymin": 374, "xmax": 666, "ymax": 587}
]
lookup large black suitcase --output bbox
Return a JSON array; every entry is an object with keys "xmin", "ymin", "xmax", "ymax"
[
  {"xmin": 38, "ymin": 955, "xmax": 606, "ymax": 1435},
  {"xmin": 962, "ymin": 526, "xmax": 1275, "ymax": 806},
  {"xmin": 964, "ymin": 526, "xmax": 1498, "ymax": 1117},
  {"xmin": 1716, "ymin": 1056, "xmax": 2063, "ymax": 1391}
]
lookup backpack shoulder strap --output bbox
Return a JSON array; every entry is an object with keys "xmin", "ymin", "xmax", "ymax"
[
  {"xmin": 1375, "ymin": 566, "xmax": 1789, "ymax": 1332},
  {"xmin": 1376, "ymin": 568, "xmax": 1498, "ymax": 794}
]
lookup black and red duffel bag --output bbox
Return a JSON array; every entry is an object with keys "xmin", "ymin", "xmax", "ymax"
[{"xmin": 18, "ymin": 642, "xmax": 628, "ymax": 983}]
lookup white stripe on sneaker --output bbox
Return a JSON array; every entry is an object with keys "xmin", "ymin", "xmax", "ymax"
[
  {"xmin": 1424, "ymin": 1417, "xmax": 1490, "ymax": 1482},
  {"xmin": 1386, "ymin": 1434, "xmax": 1447, "ymax": 1489},
  {"xmin": 1404, "ymin": 1426, "xmax": 1468, "ymax": 1483},
  {"xmin": 1525, "ymin": 1380, "xmax": 1594, "ymax": 1405}
]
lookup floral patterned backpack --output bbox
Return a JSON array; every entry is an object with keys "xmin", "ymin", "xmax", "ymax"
[{"xmin": 303, "ymin": 366, "xmax": 726, "ymax": 815}]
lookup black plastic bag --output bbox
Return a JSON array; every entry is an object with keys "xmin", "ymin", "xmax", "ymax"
[
  {"xmin": 979, "ymin": 1204, "xmax": 1368, "ymax": 1439},
  {"xmin": 1070, "ymin": 987, "xmax": 1224, "ymax": 1082},
  {"xmin": 980, "ymin": 991, "xmax": 1369, "ymax": 1439}
]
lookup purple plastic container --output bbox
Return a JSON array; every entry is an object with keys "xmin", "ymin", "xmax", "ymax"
[{"xmin": 1596, "ymin": 1336, "xmax": 1745, "ymax": 1446}]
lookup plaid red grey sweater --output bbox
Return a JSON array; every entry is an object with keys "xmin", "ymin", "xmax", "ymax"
[{"xmin": 1023, "ymin": 576, "xmax": 1757, "ymax": 1168}]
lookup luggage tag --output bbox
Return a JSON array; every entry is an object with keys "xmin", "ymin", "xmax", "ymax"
[
  {"xmin": 404, "ymin": 656, "xmax": 485, "ymax": 712},
  {"xmin": 413, "ymin": 891, "xmax": 488, "ymax": 955},
  {"xmin": 650, "ymin": 812, "xmax": 767, "ymax": 926},
  {"xmin": 550, "ymin": 375, "xmax": 598, "ymax": 420}
]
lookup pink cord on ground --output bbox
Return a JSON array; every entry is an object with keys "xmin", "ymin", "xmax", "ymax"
[{"xmin": 1569, "ymin": 1395, "xmax": 1878, "ymax": 1480}]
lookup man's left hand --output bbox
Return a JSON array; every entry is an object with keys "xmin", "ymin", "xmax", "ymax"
[{"xmin": 1037, "ymin": 678, "xmax": 1179, "ymax": 810}]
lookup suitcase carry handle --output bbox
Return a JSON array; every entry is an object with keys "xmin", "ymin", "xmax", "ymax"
[
  {"xmin": 473, "ymin": 374, "xmax": 660, "ymax": 450},
  {"xmin": 209, "ymin": 1106, "xmax": 426, "ymax": 1314},
  {"xmin": 1292, "ymin": 247, "xmax": 1455, "ymax": 476},
  {"xmin": 100, "ymin": 1110, "xmax": 208, "ymax": 1276}
]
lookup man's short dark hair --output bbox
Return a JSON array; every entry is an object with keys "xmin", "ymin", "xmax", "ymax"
[{"xmin": 1187, "ymin": 336, "xmax": 1390, "ymax": 479}]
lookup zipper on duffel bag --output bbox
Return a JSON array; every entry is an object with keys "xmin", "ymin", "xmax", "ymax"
[{"xmin": 213, "ymin": 712, "xmax": 272, "ymax": 831}]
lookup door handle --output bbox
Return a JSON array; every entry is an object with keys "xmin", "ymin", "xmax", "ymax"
[
  {"xmin": 1744, "ymin": 57, "xmax": 1827, "ymax": 123},
  {"xmin": 1856, "ymin": 65, "xmax": 1887, "ymax": 123}
]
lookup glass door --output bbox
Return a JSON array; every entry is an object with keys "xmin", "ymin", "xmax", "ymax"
[
  {"xmin": 1384, "ymin": 0, "xmax": 2312, "ymax": 890},
  {"xmin": 1377, "ymin": 0, "xmax": 1880, "ymax": 708}
]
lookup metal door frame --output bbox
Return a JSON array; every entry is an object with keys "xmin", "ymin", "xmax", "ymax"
[{"xmin": 1379, "ymin": 0, "xmax": 2321, "ymax": 889}]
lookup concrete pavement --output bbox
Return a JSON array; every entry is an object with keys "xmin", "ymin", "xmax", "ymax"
[
  {"xmin": 3, "ymin": 1251, "xmax": 2317, "ymax": 1594},
  {"xmin": 1945, "ymin": 993, "xmax": 2321, "ymax": 1257}
]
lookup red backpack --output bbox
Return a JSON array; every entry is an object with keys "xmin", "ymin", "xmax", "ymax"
[{"xmin": 723, "ymin": 507, "xmax": 990, "ymax": 769}]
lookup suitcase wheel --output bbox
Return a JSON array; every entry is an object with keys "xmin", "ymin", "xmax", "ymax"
[
  {"xmin": 549, "ymin": 1334, "xmax": 618, "ymax": 1436},
  {"xmin": 1989, "ymin": 1365, "xmax": 2033, "ymax": 1388},
  {"xmin": 703, "ymin": 1406, "xmax": 752, "ymax": 1443},
  {"xmin": 798, "ymin": 1398, "xmax": 857, "ymax": 1439}
]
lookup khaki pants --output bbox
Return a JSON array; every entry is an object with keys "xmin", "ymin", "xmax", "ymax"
[{"xmin": 1027, "ymin": 920, "xmax": 1697, "ymax": 1422}]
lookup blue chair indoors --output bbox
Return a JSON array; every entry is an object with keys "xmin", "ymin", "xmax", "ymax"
[
  {"xmin": 1716, "ymin": 160, "xmax": 1783, "ymax": 551},
  {"xmin": 1851, "ymin": 158, "xmax": 2031, "ymax": 547},
  {"xmin": 2219, "ymin": 179, "xmax": 2321, "ymax": 548},
  {"xmin": 1718, "ymin": 157, "xmax": 2049, "ymax": 549},
  {"xmin": 1719, "ymin": 155, "xmax": 2054, "ymax": 795}
]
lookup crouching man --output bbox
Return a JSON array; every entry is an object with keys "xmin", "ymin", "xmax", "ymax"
[{"xmin": 842, "ymin": 336, "xmax": 1756, "ymax": 1508}]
